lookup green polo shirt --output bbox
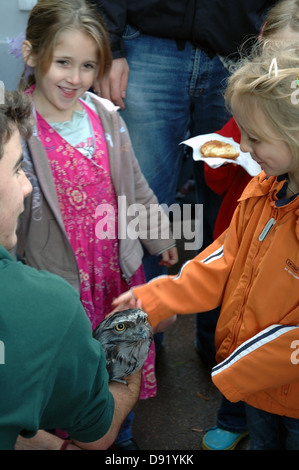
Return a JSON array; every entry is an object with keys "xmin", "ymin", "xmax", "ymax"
[{"xmin": 0, "ymin": 246, "xmax": 114, "ymax": 449}]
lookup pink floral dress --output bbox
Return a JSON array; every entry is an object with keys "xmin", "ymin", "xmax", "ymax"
[{"xmin": 35, "ymin": 98, "xmax": 156, "ymax": 399}]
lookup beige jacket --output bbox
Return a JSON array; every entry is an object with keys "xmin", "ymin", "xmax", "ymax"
[{"xmin": 17, "ymin": 93, "xmax": 175, "ymax": 291}]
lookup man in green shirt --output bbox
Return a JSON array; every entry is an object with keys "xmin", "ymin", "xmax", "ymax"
[{"xmin": 0, "ymin": 90, "xmax": 140, "ymax": 450}]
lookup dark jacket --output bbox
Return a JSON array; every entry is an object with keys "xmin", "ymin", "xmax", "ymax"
[{"xmin": 96, "ymin": 0, "xmax": 277, "ymax": 58}]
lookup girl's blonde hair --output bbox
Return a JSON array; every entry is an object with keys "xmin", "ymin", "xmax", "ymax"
[
  {"xmin": 225, "ymin": 43, "xmax": 299, "ymax": 159},
  {"xmin": 19, "ymin": 0, "xmax": 112, "ymax": 90},
  {"xmin": 262, "ymin": 0, "xmax": 299, "ymax": 38}
]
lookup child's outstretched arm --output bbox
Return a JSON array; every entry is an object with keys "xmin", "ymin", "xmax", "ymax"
[{"xmin": 111, "ymin": 291, "xmax": 177, "ymax": 333}]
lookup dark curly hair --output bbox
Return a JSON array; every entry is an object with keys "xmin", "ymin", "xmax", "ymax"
[{"xmin": 0, "ymin": 91, "xmax": 32, "ymax": 159}]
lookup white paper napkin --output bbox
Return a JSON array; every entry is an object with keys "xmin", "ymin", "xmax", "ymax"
[{"xmin": 182, "ymin": 133, "xmax": 261, "ymax": 177}]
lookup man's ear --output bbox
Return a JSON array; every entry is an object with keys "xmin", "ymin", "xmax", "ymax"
[{"xmin": 22, "ymin": 40, "xmax": 37, "ymax": 67}]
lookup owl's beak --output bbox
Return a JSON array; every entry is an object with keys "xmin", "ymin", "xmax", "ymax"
[{"xmin": 139, "ymin": 329, "xmax": 151, "ymax": 340}]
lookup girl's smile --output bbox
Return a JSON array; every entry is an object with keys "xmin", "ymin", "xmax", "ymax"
[{"xmin": 58, "ymin": 86, "xmax": 79, "ymax": 99}]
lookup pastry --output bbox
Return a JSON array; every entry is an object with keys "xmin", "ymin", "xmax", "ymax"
[{"xmin": 200, "ymin": 140, "xmax": 239, "ymax": 159}]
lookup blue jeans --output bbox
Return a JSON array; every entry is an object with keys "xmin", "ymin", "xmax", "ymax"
[
  {"xmin": 195, "ymin": 306, "xmax": 247, "ymax": 434},
  {"xmin": 245, "ymin": 405, "xmax": 299, "ymax": 450},
  {"xmin": 217, "ymin": 397, "xmax": 247, "ymax": 434},
  {"xmin": 115, "ymin": 411, "xmax": 134, "ymax": 444},
  {"xmin": 120, "ymin": 27, "xmax": 233, "ymax": 439},
  {"xmin": 121, "ymin": 26, "xmax": 232, "ymax": 276}
]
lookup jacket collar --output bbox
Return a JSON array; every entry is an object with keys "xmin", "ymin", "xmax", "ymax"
[
  {"xmin": 239, "ymin": 171, "xmax": 299, "ymax": 240},
  {"xmin": 0, "ymin": 246, "xmax": 13, "ymax": 260},
  {"xmin": 239, "ymin": 171, "xmax": 287, "ymax": 202}
]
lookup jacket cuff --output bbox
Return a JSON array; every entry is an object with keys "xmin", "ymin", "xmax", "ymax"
[
  {"xmin": 109, "ymin": 35, "xmax": 127, "ymax": 60},
  {"xmin": 212, "ymin": 372, "xmax": 244, "ymax": 403}
]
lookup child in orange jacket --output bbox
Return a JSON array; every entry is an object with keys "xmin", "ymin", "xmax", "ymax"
[{"xmin": 113, "ymin": 43, "xmax": 299, "ymax": 449}]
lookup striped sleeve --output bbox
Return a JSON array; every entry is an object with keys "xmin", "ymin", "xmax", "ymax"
[
  {"xmin": 200, "ymin": 245, "xmax": 224, "ymax": 265},
  {"xmin": 172, "ymin": 244, "xmax": 225, "ymax": 282},
  {"xmin": 212, "ymin": 324, "xmax": 299, "ymax": 403}
]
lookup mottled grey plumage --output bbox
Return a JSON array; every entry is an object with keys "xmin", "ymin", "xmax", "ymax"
[{"xmin": 93, "ymin": 309, "xmax": 153, "ymax": 383}]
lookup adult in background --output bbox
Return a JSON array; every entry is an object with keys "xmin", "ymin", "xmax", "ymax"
[{"xmin": 94, "ymin": 0, "xmax": 277, "ymax": 267}]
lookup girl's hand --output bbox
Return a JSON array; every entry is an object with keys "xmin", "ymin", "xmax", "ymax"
[
  {"xmin": 153, "ymin": 315, "xmax": 177, "ymax": 334},
  {"xmin": 159, "ymin": 246, "xmax": 178, "ymax": 268}
]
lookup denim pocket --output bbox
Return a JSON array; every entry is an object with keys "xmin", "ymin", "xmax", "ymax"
[{"xmin": 122, "ymin": 24, "xmax": 141, "ymax": 40}]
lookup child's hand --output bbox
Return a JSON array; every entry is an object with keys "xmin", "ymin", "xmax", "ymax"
[
  {"xmin": 111, "ymin": 290, "xmax": 143, "ymax": 311},
  {"xmin": 159, "ymin": 246, "xmax": 179, "ymax": 268}
]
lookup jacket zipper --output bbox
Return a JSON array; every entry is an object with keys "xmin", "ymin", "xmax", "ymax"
[
  {"xmin": 258, "ymin": 217, "xmax": 276, "ymax": 241},
  {"xmin": 227, "ymin": 215, "xmax": 277, "ymax": 356}
]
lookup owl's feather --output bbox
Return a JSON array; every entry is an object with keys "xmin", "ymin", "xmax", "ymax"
[{"xmin": 93, "ymin": 309, "xmax": 153, "ymax": 382}]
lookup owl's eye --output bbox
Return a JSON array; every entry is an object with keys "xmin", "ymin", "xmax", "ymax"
[{"xmin": 115, "ymin": 323, "xmax": 126, "ymax": 332}]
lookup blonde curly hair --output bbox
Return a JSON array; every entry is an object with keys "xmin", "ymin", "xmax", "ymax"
[{"xmin": 225, "ymin": 43, "xmax": 299, "ymax": 159}]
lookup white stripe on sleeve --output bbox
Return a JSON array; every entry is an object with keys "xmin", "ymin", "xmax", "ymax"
[{"xmin": 212, "ymin": 324, "xmax": 297, "ymax": 378}]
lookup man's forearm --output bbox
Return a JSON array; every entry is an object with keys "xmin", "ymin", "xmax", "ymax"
[
  {"xmin": 15, "ymin": 371, "xmax": 141, "ymax": 451},
  {"xmin": 73, "ymin": 370, "xmax": 142, "ymax": 450},
  {"xmin": 109, "ymin": 369, "xmax": 142, "ymax": 425}
]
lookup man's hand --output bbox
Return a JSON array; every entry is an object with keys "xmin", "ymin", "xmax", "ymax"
[{"xmin": 97, "ymin": 58, "xmax": 129, "ymax": 109}]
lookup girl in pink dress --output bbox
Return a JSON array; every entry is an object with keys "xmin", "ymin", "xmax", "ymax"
[{"xmin": 18, "ymin": 0, "xmax": 178, "ymax": 448}]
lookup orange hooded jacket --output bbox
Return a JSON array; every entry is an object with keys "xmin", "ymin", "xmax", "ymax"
[{"xmin": 133, "ymin": 172, "xmax": 299, "ymax": 418}]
